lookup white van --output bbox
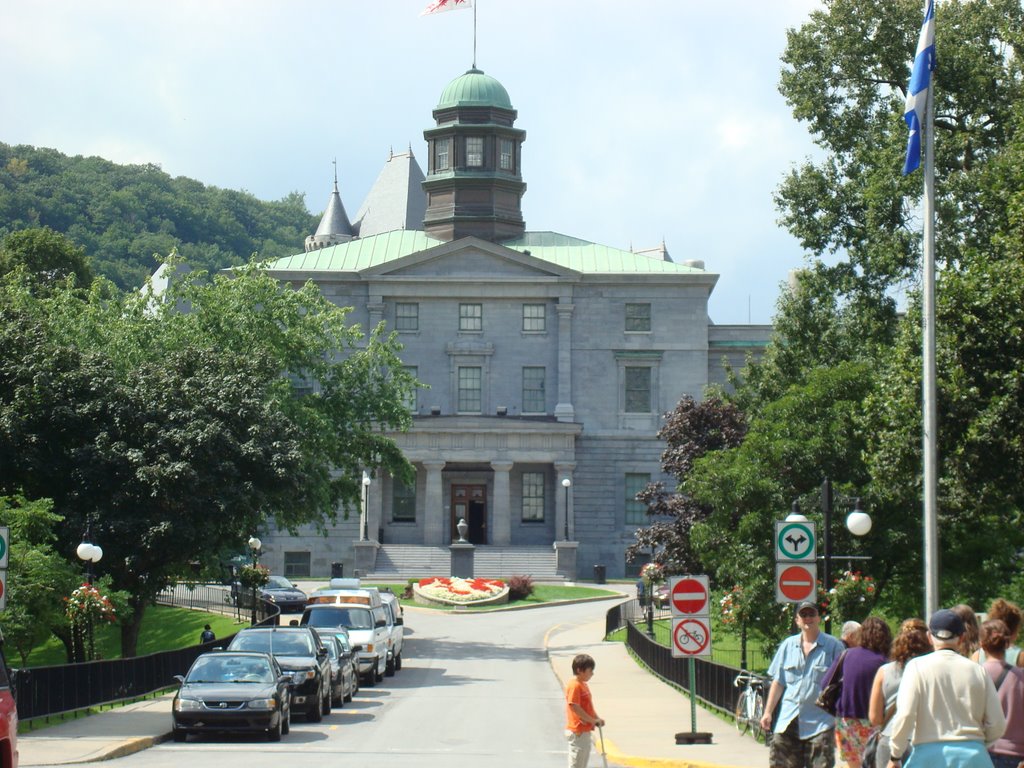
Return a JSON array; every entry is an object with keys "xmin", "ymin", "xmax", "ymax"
[
  {"xmin": 379, "ymin": 590, "xmax": 404, "ymax": 676},
  {"xmin": 300, "ymin": 580, "xmax": 389, "ymax": 685}
]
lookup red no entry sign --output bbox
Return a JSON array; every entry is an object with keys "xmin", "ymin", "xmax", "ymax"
[
  {"xmin": 776, "ymin": 563, "xmax": 817, "ymax": 603},
  {"xmin": 670, "ymin": 575, "xmax": 710, "ymax": 615},
  {"xmin": 672, "ymin": 617, "xmax": 712, "ymax": 657}
]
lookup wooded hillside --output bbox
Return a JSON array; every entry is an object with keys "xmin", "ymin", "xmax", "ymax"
[{"xmin": 0, "ymin": 142, "xmax": 318, "ymax": 289}]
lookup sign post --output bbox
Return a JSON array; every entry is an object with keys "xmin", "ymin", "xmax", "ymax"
[{"xmin": 668, "ymin": 575, "xmax": 713, "ymax": 745}]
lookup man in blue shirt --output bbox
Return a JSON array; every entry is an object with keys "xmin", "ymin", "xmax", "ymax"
[{"xmin": 760, "ymin": 600, "xmax": 844, "ymax": 767}]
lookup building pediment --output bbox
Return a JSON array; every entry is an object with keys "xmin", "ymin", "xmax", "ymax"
[{"xmin": 363, "ymin": 236, "xmax": 579, "ymax": 280}]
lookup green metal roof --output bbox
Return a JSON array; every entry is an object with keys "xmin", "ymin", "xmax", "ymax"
[
  {"xmin": 266, "ymin": 230, "xmax": 707, "ymax": 275},
  {"xmin": 437, "ymin": 68, "xmax": 513, "ymax": 110}
]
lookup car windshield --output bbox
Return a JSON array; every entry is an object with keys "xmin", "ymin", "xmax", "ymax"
[
  {"xmin": 230, "ymin": 632, "xmax": 314, "ymax": 656},
  {"xmin": 188, "ymin": 655, "xmax": 274, "ymax": 684},
  {"xmin": 266, "ymin": 576, "xmax": 294, "ymax": 590},
  {"xmin": 304, "ymin": 606, "xmax": 373, "ymax": 630}
]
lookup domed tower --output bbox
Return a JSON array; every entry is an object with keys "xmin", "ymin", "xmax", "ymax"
[
  {"xmin": 422, "ymin": 68, "xmax": 527, "ymax": 242},
  {"xmin": 305, "ymin": 168, "xmax": 355, "ymax": 252}
]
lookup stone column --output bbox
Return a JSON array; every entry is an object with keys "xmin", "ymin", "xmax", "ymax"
[
  {"xmin": 554, "ymin": 302, "xmax": 575, "ymax": 422},
  {"xmin": 490, "ymin": 461, "xmax": 513, "ymax": 546},
  {"xmin": 366, "ymin": 476, "xmax": 382, "ymax": 543},
  {"xmin": 423, "ymin": 460, "xmax": 446, "ymax": 546},
  {"xmin": 554, "ymin": 462, "xmax": 576, "ymax": 541}
]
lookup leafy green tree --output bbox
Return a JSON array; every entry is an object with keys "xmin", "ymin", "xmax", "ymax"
[
  {"xmin": 0, "ymin": 260, "xmax": 416, "ymax": 656},
  {"xmin": 0, "ymin": 227, "xmax": 93, "ymax": 291}
]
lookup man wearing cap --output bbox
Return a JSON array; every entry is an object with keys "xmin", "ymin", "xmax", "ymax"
[
  {"xmin": 760, "ymin": 601, "xmax": 845, "ymax": 767},
  {"xmin": 887, "ymin": 608, "xmax": 1005, "ymax": 768}
]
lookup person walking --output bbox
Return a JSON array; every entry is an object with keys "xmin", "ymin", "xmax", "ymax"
[
  {"xmin": 868, "ymin": 618, "xmax": 932, "ymax": 768},
  {"xmin": 200, "ymin": 624, "xmax": 215, "ymax": 643},
  {"xmin": 760, "ymin": 600, "xmax": 845, "ymax": 767},
  {"xmin": 975, "ymin": 599, "xmax": 1024, "ymax": 668},
  {"xmin": 979, "ymin": 619, "xmax": 1024, "ymax": 768},
  {"xmin": 565, "ymin": 653, "xmax": 605, "ymax": 768},
  {"xmin": 823, "ymin": 616, "xmax": 891, "ymax": 768},
  {"xmin": 842, "ymin": 621, "xmax": 863, "ymax": 649},
  {"xmin": 887, "ymin": 609, "xmax": 1006, "ymax": 768}
]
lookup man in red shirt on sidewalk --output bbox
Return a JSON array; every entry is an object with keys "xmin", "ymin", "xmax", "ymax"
[{"xmin": 565, "ymin": 653, "xmax": 605, "ymax": 768}]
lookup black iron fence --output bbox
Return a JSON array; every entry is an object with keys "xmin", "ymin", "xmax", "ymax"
[
  {"xmin": 606, "ymin": 599, "xmax": 768, "ymax": 717},
  {"xmin": 12, "ymin": 585, "xmax": 279, "ymax": 721}
]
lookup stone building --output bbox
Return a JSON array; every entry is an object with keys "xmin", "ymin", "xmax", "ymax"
[{"xmin": 256, "ymin": 68, "xmax": 771, "ymax": 581}]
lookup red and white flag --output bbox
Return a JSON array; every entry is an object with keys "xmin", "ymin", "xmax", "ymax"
[{"xmin": 421, "ymin": 0, "xmax": 472, "ymax": 16}]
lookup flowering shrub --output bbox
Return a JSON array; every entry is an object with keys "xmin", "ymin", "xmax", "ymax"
[
  {"xmin": 825, "ymin": 570, "xmax": 876, "ymax": 624},
  {"xmin": 65, "ymin": 583, "xmax": 117, "ymax": 625},
  {"xmin": 640, "ymin": 562, "xmax": 665, "ymax": 585},
  {"xmin": 719, "ymin": 584, "xmax": 744, "ymax": 625},
  {"xmin": 507, "ymin": 574, "xmax": 534, "ymax": 601},
  {"xmin": 417, "ymin": 577, "xmax": 506, "ymax": 603},
  {"xmin": 238, "ymin": 563, "xmax": 270, "ymax": 589}
]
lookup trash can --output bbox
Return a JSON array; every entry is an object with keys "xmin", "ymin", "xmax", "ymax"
[
  {"xmin": 331, "ymin": 562, "xmax": 344, "ymax": 578},
  {"xmin": 593, "ymin": 564, "xmax": 606, "ymax": 584}
]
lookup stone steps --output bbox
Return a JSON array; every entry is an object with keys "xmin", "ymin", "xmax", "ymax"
[{"xmin": 367, "ymin": 544, "xmax": 562, "ymax": 581}]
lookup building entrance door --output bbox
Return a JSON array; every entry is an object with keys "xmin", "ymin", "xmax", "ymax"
[{"xmin": 451, "ymin": 484, "xmax": 487, "ymax": 544}]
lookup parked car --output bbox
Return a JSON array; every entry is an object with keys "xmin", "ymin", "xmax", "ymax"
[
  {"xmin": 321, "ymin": 634, "xmax": 357, "ymax": 707},
  {"xmin": 227, "ymin": 626, "xmax": 331, "ymax": 722},
  {"xmin": 171, "ymin": 651, "xmax": 292, "ymax": 742},
  {"xmin": 260, "ymin": 576, "xmax": 308, "ymax": 613},
  {"xmin": 300, "ymin": 601, "xmax": 388, "ymax": 687},
  {"xmin": 379, "ymin": 590, "xmax": 404, "ymax": 675},
  {"xmin": 0, "ymin": 632, "xmax": 18, "ymax": 767}
]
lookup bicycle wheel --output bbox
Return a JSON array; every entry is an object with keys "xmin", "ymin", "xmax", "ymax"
[
  {"xmin": 734, "ymin": 690, "xmax": 751, "ymax": 735},
  {"xmin": 751, "ymin": 692, "xmax": 768, "ymax": 744}
]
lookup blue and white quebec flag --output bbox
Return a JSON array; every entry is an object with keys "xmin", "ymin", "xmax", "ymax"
[{"xmin": 903, "ymin": 0, "xmax": 936, "ymax": 175}]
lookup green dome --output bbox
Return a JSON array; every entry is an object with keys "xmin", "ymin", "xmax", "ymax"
[{"xmin": 436, "ymin": 68, "xmax": 513, "ymax": 110}]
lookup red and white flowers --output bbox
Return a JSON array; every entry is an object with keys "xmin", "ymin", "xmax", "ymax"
[{"xmin": 417, "ymin": 577, "xmax": 506, "ymax": 603}]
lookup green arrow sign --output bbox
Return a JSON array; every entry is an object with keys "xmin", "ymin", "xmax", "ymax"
[{"xmin": 776, "ymin": 521, "xmax": 815, "ymax": 561}]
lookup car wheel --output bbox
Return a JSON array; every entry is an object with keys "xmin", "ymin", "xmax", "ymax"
[
  {"xmin": 332, "ymin": 687, "xmax": 342, "ymax": 707},
  {"xmin": 282, "ymin": 705, "xmax": 290, "ymax": 735},
  {"xmin": 344, "ymin": 680, "xmax": 353, "ymax": 702},
  {"xmin": 173, "ymin": 730, "xmax": 187, "ymax": 743},
  {"xmin": 395, "ymin": 652, "xmax": 402, "ymax": 671},
  {"xmin": 322, "ymin": 686, "xmax": 332, "ymax": 716},
  {"xmin": 268, "ymin": 716, "xmax": 282, "ymax": 742},
  {"xmin": 307, "ymin": 687, "xmax": 323, "ymax": 722},
  {"xmin": 385, "ymin": 656, "xmax": 396, "ymax": 677}
]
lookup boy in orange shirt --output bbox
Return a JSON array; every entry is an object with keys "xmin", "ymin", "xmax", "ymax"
[{"xmin": 565, "ymin": 653, "xmax": 605, "ymax": 768}]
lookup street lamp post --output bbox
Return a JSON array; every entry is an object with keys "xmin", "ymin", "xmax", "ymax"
[
  {"xmin": 787, "ymin": 477, "xmax": 872, "ymax": 633},
  {"xmin": 75, "ymin": 532, "xmax": 103, "ymax": 661},
  {"xmin": 361, "ymin": 471, "xmax": 371, "ymax": 542},
  {"xmin": 561, "ymin": 477, "xmax": 572, "ymax": 541},
  {"xmin": 247, "ymin": 535, "xmax": 261, "ymax": 626}
]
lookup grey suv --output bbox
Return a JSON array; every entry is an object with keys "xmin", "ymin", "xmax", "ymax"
[{"xmin": 227, "ymin": 626, "xmax": 332, "ymax": 722}]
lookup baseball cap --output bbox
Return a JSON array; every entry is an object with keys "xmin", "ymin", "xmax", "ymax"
[
  {"xmin": 928, "ymin": 609, "xmax": 965, "ymax": 640},
  {"xmin": 797, "ymin": 601, "xmax": 818, "ymax": 615}
]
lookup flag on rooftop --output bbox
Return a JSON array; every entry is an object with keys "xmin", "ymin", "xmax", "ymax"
[
  {"xmin": 421, "ymin": 0, "xmax": 473, "ymax": 15},
  {"xmin": 903, "ymin": 0, "xmax": 936, "ymax": 175}
]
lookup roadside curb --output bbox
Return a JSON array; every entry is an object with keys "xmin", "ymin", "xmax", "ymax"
[{"xmin": 101, "ymin": 733, "xmax": 172, "ymax": 762}]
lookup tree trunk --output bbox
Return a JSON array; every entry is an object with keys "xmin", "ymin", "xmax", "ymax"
[{"xmin": 119, "ymin": 599, "xmax": 147, "ymax": 658}]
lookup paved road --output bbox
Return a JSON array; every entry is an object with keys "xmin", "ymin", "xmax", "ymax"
[{"xmin": 111, "ymin": 601, "xmax": 611, "ymax": 768}]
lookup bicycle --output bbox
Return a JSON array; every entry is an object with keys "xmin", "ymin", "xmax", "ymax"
[{"xmin": 733, "ymin": 670, "xmax": 772, "ymax": 746}]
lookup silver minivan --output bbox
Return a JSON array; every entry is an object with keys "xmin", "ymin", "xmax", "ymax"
[{"xmin": 300, "ymin": 595, "xmax": 388, "ymax": 686}]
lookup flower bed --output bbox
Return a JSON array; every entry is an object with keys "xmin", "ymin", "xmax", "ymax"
[{"xmin": 413, "ymin": 577, "xmax": 510, "ymax": 606}]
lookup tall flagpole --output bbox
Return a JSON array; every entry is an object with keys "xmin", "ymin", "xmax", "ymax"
[
  {"xmin": 922, "ymin": 81, "xmax": 939, "ymax": 618},
  {"xmin": 472, "ymin": 1, "xmax": 478, "ymax": 69}
]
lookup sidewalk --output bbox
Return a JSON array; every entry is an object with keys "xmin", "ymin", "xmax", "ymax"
[{"xmin": 545, "ymin": 613, "xmax": 769, "ymax": 768}]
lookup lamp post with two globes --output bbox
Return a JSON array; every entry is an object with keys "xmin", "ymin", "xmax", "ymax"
[
  {"xmin": 75, "ymin": 532, "xmax": 103, "ymax": 661},
  {"xmin": 561, "ymin": 477, "xmax": 572, "ymax": 541}
]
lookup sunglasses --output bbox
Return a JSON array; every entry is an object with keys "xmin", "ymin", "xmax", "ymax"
[{"xmin": 798, "ymin": 610, "xmax": 819, "ymax": 618}]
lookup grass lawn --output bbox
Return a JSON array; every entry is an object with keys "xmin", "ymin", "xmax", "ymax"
[{"xmin": 20, "ymin": 606, "xmax": 247, "ymax": 668}]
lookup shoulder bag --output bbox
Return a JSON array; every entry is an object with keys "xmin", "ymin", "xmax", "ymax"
[{"xmin": 815, "ymin": 649, "xmax": 848, "ymax": 716}]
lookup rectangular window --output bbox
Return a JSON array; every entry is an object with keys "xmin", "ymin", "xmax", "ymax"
[
  {"xmin": 392, "ymin": 475, "xmax": 416, "ymax": 522},
  {"xmin": 395, "ymin": 302, "xmax": 419, "ymax": 331},
  {"xmin": 625, "ymin": 303, "xmax": 652, "ymax": 332},
  {"xmin": 499, "ymin": 138, "xmax": 514, "ymax": 170},
  {"xmin": 403, "ymin": 365, "xmax": 418, "ymax": 412},
  {"xmin": 522, "ymin": 303, "xmax": 546, "ymax": 332},
  {"xmin": 522, "ymin": 367, "xmax": 546, "ymax": 413},
  {"xmin": 435, "ymin": 138, "xmax": 450, "ymax": 171},
  {"xmin": 624, "ymin": 473, "xmax": 650, "ymax": 525},
  {"xmin": 625, "ymin": 366, "xmax": 652, "ymax": 413},
  {"xmin": 283, "ymin": 551, "xmax": 311, "ymax": 579},
  {"xmin": 466, "ymin": 136, "xmax": 484, "ymax": 167},
  {"xmin": 459, "ymin": 303, "xmax": 482, "ymax": 331},
  {"xmin": 457, "ymin": 366, "xmax": 482, "ymax": 413},
  {"xmin": 522, "ymin": 472, "xmax": 545, "ymax": 521}
]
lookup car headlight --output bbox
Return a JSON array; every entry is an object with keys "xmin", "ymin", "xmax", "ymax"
[
  {"xmin": 246, "ymin": 698, "xmax": 277, "ymax": 710},
  {"xmin": 364, "ymin": 644, "xmax": 374, "ymax": 654},
  {"xmin": 174, "ymin": 697, "xmax": 203, "ymax": 712},
  {"xmin": 290, "ymin": 669, "xmax": 316, "ymax": 682}
]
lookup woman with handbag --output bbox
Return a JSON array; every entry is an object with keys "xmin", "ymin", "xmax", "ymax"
[
  {"xmin": 980, "ymin": 619, "xmax": 1024, "ymax": 768},
  {"xmin": 822, "ymin": 616, "xmax": 892, "ymax": 768},
  {"xmin": 866, "ymin": 619, "xmax": 931, "ymax": 768}
]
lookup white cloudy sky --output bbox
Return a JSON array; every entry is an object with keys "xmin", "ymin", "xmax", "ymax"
[{"xmin": 1, "ymin": 0, "xmax": 826, "ymax": 324}]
